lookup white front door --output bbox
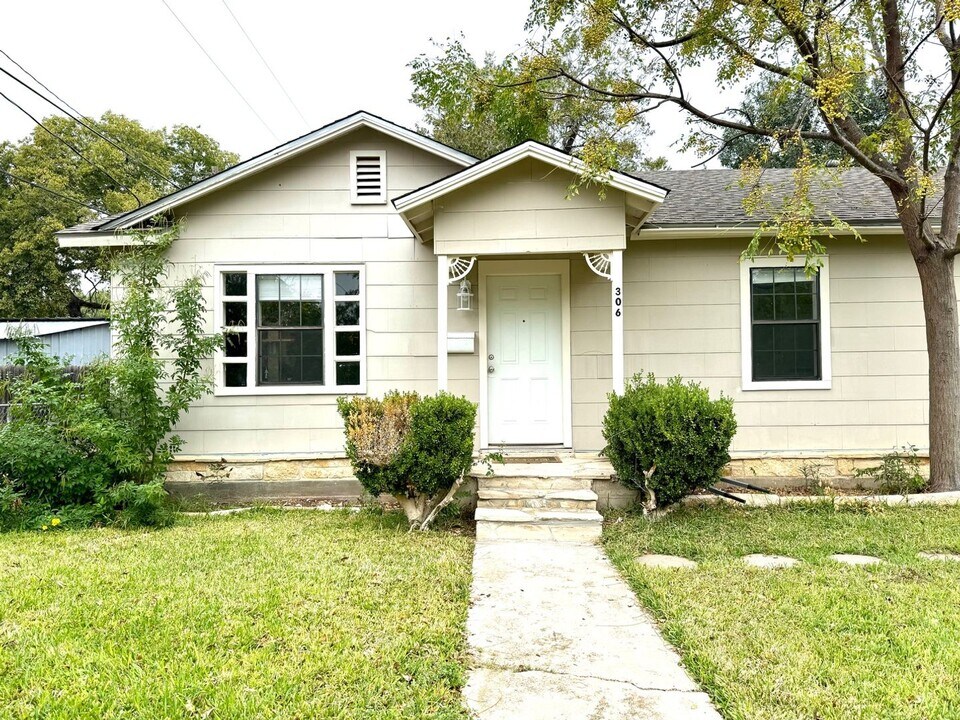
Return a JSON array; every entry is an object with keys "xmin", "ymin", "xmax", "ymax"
[{"xmin": 486, "ymin": 273, "xmax": 564, "ymax": 444}]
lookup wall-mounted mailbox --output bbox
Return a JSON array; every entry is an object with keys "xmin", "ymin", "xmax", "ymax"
[{"xmin": 447, "ymin": 331, "xmax": 476, "ymax": 354}]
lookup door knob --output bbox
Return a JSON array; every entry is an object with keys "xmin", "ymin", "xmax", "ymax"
[{"xmin": 488, "ymin": 366, "xmax": 495, "ymax": 374}]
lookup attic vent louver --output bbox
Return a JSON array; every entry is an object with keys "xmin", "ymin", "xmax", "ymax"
[{"xmin": 350, "ymin": 150, "xmax": 386, "ymax": 204}]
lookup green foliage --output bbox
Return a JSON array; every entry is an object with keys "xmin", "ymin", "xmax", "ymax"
[
  {"xmin": 603, "ymin": 374, "xmax": 737, "ymax": 508},
  {"xmin": 0, "ymin": 225, "xmax": 218, "ymax": 530},
  {"xmin": 338, "ymin": 391, "xmax": 477, "ymax": 527},
  {"xmin": 855, "ymin": 445, "xmax": 929, "ymax": 495},
  {"xmin": 410, "ymin": 37, "xmax": 660, "ymax": 170},
  {"xmin": 0, "ymin": 111, "xmax": 237, "ymax": 317},
  {"xmin": 719, "ymin": 76, "xmax": 889, "ymax": 169}
]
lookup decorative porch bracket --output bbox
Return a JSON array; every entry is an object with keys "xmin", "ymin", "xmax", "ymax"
[
  {"xmin": 584, "ymin": 251, "xmax": 625, "ymax": 395},
  {"xmin": 437, "ymin": 256, "xmax": 477, "ymax": 391}
]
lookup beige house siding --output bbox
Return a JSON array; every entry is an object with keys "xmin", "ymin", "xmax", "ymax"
[
  {"xmin": 162, "ymin": 127, "xmax": 461, "ymax": 457},
  {"xmin": 433, "ymin": 158, "xmax": 627, "ymax": 256}
]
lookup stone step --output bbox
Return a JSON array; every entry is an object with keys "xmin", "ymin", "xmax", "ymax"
[
  {"xmin": 477, "ymin": 476, "xmax": 593, "ymax": 491},
  {"xmin": 475, "ymin": 507, "xmax": 603, "ymax": 543},
  {"xmin": 477, "ymin": 487, "xmax": 598, "ymax": 511}
]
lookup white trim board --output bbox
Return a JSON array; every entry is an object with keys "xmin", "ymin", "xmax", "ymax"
[
  {"xmin": 739, "ymin": 255, "xmax": 832, "ymax": 391},
  {"xmin": 478, "ymin": 259, "xmax": 573, "ymax": 449}
]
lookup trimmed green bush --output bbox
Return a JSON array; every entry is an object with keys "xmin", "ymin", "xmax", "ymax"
[
  {"xmin": 603, "ymin": 373, "xmax": 737, "ymax": 509},
  {"xmin": 338, "ymin": 391, "xmax": 477, "ymax": 529}
]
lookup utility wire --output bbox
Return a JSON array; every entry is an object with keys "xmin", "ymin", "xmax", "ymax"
[
  {"xmin": 0, "ymin": 87, "xmax": 142, "ymax": 205},
  {"xmin": 1, "ymin": 168, "xmax": 102, "ymax": 213},
  {"xmin": 160, "ymin": 0, "xmax": 280, "ymax": 141},
  {"xmin": 0, "ymin": 57, "xmax": 179, "ymax": 190},
  {"xmin": 220, "ymin": 0, "xmax": 310, "ymax": 129}
]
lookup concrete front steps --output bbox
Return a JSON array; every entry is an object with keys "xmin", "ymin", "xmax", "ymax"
[{"xmin": 474, "ymin": 466, "xmax": 603, "ymax": 542}]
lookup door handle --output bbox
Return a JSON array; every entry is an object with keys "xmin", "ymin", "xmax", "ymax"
[{"xmin": 488, "ymin": 366, "xmax": 495, "ymax": 374}]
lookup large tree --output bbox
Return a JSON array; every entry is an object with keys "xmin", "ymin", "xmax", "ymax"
[
  {"xmin": 0, "ymin": 112, "xmax": 237, "ymax": 317},
  {"xmin": 410, "ymin": 37, "xmax": 664, "ymax": 169},
  {"xmin": 516, "ymin": 0, "xmax": 960, "ymax": 491}
]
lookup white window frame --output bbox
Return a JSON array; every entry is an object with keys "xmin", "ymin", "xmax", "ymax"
[
  {"xmin": 739, "ymin": 255, "xmax": 832, "ymax": 391},
  {"xmin": 213, "ymin": 264, "xmax": 366, "ymax": 396},
  {"xmin": 349, "ymin": 150, "xmax": 387, "ymax": 204}
]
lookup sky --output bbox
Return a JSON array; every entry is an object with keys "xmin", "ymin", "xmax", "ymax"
[{"xmin": 0, "ymin": 0, "xmax": 702, "ymax": 168}]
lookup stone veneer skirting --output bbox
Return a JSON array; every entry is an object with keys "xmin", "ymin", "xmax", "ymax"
[{"xmin": 165, "ymin": 452, "xmax": 923, "ymax": 509}]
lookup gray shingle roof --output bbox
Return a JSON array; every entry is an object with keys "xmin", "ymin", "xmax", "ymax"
[
  {"xmin": 640, "ymin": 168, "xmax": 906, "ymax": 228},
  {"xmin": 58, "ymin": 213, "xmax": 126, "ymax": 234}
]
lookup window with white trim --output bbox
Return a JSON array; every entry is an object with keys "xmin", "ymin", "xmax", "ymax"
[
  {"xmin": 739, "ymin": 257, "xmax": 831, "ymax": 391},
  {"xmin": 350, "ymin": 150, "xmax": 386, "ymax": 204},
  {"xmin": 216, "ymin": 265, "xmax": 364, "ymax": 395}
]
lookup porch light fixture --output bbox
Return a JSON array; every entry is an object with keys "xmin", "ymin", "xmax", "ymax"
[{"xmin": 456, "ymin": 279, "xmax": 474, "ymax": 311}]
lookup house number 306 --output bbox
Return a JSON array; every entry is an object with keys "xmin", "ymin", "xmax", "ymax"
[{"xmin": 614, "ymin": 286, "xmax": 622, "ymax": 317}]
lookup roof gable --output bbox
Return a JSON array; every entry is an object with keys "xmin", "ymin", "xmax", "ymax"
[{"xmin": 58, "ymin": 111, "xmax": 477, "ymax": 236}]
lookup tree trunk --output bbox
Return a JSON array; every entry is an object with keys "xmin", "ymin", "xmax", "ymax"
[{"xmin": 915, "ymin": 251, "xmax": 960, "ymax": 491}]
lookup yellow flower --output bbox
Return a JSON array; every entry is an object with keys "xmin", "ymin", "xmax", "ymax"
[
  {"xmin": 51, "ymin": 518, "xmax": 61, "ymax": 527},
  {"xmin": 41, "ymin": 526, "xmax": 48, "ymax": 531}
]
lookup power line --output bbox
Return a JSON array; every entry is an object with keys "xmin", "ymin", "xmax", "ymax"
[
  {"xmin": 0, "ymin": 56, "xmax": 179, "ymax": 190},
  {"xmin": 160, "ymin": 0, "xmax": 280, "ymax": 141},
  {"xmin": 220, "ymin": 0, "xmax": 310, "ymax": 129},
  {"xmin": 0, "ymin": 87, "xmax": 142, "ymax": 205},
  {"xmin": 1, "ymin": 169, "xmax": 102, "ymax": 213}
]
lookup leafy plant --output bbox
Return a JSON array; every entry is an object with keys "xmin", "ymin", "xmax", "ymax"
[
  {"xmin": 0, "ymin": 223, "xmax": 218, "ymax": 530},
  {"xmin": 855, "ymin": 445, "xmax": 928, "ymax": 496},
  {"xmin": 338, "ymin": 391, "xmax": 477, "ymax": 530},
  {"xmin": 603, "ymin": 373, "xmax": 737, "ymax": 509}
]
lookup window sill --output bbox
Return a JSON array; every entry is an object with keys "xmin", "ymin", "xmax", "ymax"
[
  {"xmin": 741, "ymin": 379, "xmax": 832, "ymax": 392},
  {"xmin": 213, "ymin": 384, "xmax": 366, "ymax": 397}
]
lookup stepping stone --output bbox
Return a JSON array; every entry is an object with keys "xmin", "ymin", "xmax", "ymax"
[
  {"xmin": 829, "ymin": 553, "xmax": 883, "ymax": 566},
  {"xmin": 918, "ymin": 551, "xmax": 960, "ymax": 562},
  {"xmin": 742, "ymin": 553, "xmax": 799, "ymax": 569},
  {"xmin": 635, "ymin": 554, "xmax": 697, "ymax": 569}
]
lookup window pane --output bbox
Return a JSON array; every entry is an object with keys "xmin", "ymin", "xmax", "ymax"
[
  {"xmin": 336, "ymin": 331, "xmax": 360, "ymax": 356},
  {"xmin": 796, "ymin": 293, "xmax": 815, "ymax": 320},
  {"xmin": 260, "ymin": 356, "xmax": 280, "ymax": 384},
  {"xmin": 752, "ymin": 295, "xmax": 774, "ymax": 321},
  {"xmin": 753, "ymin": 352, "xmax": 775, "ymax": 381},
  {"xmin": 301, "ymin": 275, "xmax": 323, "ymax": 300},
  {"xmin": 301, "ymin": 301, "xmax": 323, "ymax": 326},
  {"xmin": 753, "ymin": 324, "xmax": 774, "ymax": 352},
  {"xmin": 225, "ymin": 363, "xmax": 247, "ymax": 387},
  {"xmin": 224, "ymin": 302, "xmax": 247, "ymax": 326},
  {"xmin": 302, "ymin": 356, "xmax": 324, "ymax": 383},
  {"xmin": 336, "ymin": 301, "xmax": 360, "ymax": 326},
  {"xmin": 751, "ymin": 268, "xmax": 774, "ymax": 293},
  {"xmin": 279, "ymin": 301, "xmax": 301, "ymax": 326},
  {"xmin": 259, "ymin": 300, "xmax": 279, "ymax": 326},
  {"xmin": 224, "ymin": 272, "xmax": 247, "ymax": 296},
  {"xmin": 225, "ymin": 332, "xmax": 247, "ymax": 358},
  {"xmin": 335, "ymin": 272, "xmax": 360, "ymax": 296},
  {"xmin": 336, "ymin": 361, "xmax": 360, "ymax": 386},
  {"xmin": 302, "ymin": 329, "xmax": 324, "ymax": 356},
  {"xmin": 280, "ymin": 356, "xmax": 302, "ymax": 383},
  {"xmin": 774, "ymin": 294, "xmax": 797, "ymax": 320},
  {"xmin": 281, "ymin": 330, "xmax": 302, "ymax": 357},
  {"xmin": 258, "ymin": 275, "xmax": 280, "ymax": 301},
  {"xmin": 279, "ymin": 275, "xmax": 301, "ymax": 300}
]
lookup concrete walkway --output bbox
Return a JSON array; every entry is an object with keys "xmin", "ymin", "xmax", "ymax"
[{"xmin": 463, "ymin": 540, "xmax": 721, "ymax": 719}]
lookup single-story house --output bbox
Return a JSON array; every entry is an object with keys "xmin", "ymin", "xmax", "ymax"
[{"xmin": 57, "ymin": 111, "xmax": 944, "ymax": 520}]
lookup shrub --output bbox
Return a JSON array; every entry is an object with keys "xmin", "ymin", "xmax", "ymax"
[
  {"xmin": 603, "ymin": 373, "xmax": 737, "ymax": 509},
  {"xmin": 855, "ymin": 445, "xmax": 928, "ymax": 495},
  {"xmin": 0, "ymin": 223, "xmax": 218, "ymax": 530},
  {"xmin": 339, "ymin": 391, "xmax": 477, "ymax": 530}
]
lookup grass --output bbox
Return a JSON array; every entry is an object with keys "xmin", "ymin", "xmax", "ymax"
[
  {"xmin": 0, "ymin": 508, "xmax": 474, "ymax": 720},
  {"xmin": 604, "ymin": 503, "xmax": 960, "ymax": 720}
]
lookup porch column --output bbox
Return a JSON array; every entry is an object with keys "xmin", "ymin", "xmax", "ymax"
[
  {"xmin": 437, "ymin": 255, "xmax": 448, "ymax": 391},
  {"xmin": 611, "ymin": 250, "xmax": 625, "ymax": 395}
]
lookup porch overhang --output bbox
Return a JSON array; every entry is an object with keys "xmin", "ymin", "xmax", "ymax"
[{"xmin": 393, "ymin": 141, "xmax": 669, "ymax": 248}]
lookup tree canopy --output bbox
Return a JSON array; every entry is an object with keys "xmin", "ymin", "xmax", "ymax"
[
  {"xmin": 409, "ymin": 37, "xmax": 664, "ymax": 170},
  {"xmin": 0, "ymin": 112, "xmax": 237, "ymax": 317},
  {"xmin": 506, "ymin": 0, "xmax": 960, "ymax": 490}
]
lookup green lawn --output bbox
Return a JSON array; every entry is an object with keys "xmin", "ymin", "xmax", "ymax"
[
  {"xmin": 0, "ymin": 509, "xmax": 474, "ymax": 720},
  {"xmin": 604, "ymin": 503, "xmax": 960, "ymax": 720}
]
